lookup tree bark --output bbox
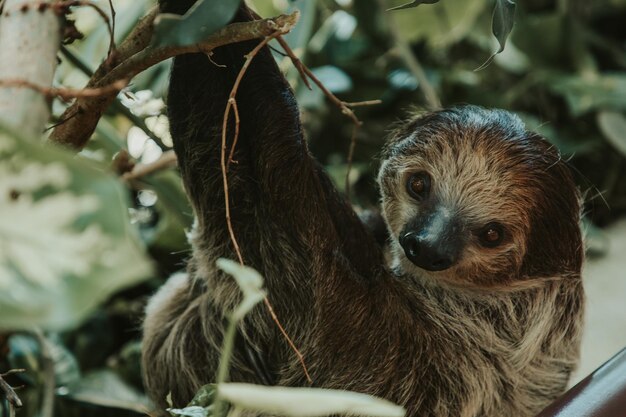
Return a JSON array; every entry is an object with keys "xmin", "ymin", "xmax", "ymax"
[{"xmin": 0, "ymin": 0, "xmax": 63, "ymax": 137}]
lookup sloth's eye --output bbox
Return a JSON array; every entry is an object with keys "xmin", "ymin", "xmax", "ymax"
[
  {"xmin": 407, "ymin": 172, "xmax": 431, "ymax": 200},
  {"xmin": 479, "ymin": 223, "xmax": 504, "ymax": 247}
]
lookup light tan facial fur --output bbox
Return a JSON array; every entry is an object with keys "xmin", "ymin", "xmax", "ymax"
[{"xmin": 378, "ymin": 107, "xmax": 581, "ymax": 290}]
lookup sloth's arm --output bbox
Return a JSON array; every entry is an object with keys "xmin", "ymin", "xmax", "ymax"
[{"xmin": 164, "ymin": 2, "xmax": 383, "ymax": 285}]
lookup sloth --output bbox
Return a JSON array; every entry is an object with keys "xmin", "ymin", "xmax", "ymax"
[{"xmin": 142, "ymin": 2, "xmax": 585, "ymax": 417}]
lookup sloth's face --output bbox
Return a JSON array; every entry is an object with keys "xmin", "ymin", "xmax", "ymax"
[{"xmin": 378, "ymin": 107, "xmax": 582, "ymax": 287}]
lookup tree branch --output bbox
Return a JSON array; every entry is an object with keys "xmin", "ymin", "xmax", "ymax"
[
  {"xmin": 49, "ymin": 11, "xmax": 300, "ymax": 151},
  {"xmin": 59, "ymin": 45, "xmax": 168, "ymax": 149}
]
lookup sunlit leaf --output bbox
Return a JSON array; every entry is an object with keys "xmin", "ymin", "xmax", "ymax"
[
  {"xmin": 216, "ymin": 259, "xmax": 265, "ymax": 321},
  {"xmin": 152, "ymin": 0, "xmax": 241, "ymax": 47},
  {"xmin": 597, "ymin": 111, "xmax": 626, "ymax": 157},
  {"xmin": 0, "ymin": 125, "xmax": 152, "ymax": 331},
  {"xmin": 387, "ymin": 0, "xmax": 440, "ymax": 12},
  {"xmin": 476, "ymin": 0, "xmax": 516, "ymax": 70},
  {"xmin": 217, "ymin": 383, "xmax": 405, "ymax": 417}
]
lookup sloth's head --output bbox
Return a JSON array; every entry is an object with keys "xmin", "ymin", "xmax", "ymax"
[{"xmin": 378, "ymin": 106, "xmax": 583, "ymax": 287}]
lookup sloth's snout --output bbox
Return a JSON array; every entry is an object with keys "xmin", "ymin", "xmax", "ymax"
[{"xmin": 400, "ymin": 232, "xmax": 456, "ymax": 271}]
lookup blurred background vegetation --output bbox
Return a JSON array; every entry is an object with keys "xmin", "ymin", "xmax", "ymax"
[{"xmin": 1, "ymin": 0, "xmax": 625, "ymax": 415}]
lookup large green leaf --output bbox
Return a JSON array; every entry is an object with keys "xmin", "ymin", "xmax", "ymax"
[
  {"xmin": 152, "ymin": 0, "xmax": 241, "ymax": 47},
  {"xmin": 0, "ymin": 125, "xmax": 152, "ymax": 331}
]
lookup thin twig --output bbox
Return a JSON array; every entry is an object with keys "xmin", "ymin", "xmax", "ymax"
[
  {"xmin": 221, "ymin": 33, "xmax": 279, "ymax": 265},
  {"xmin": 263, "ymin": 297, "xmax": 312, "ymax": 383},
  {"xmin": 122, "ymin": 150, "xmax": 178, "ymax": 181},
  {"xmin": 344, "ymin": 99, "xmax": 383, "ymax": 107},
  {"xmin": 220, "ymin": 31, "xmax": 313, "ymax": 384},
  {"xmin": 44, "ymin": 106, "xmax": 82, "ymax": 131},
  {"xmin": 0, "ymin": 78, "xmax": 128, "ymax": 101},
  {"xmin": 0, "ymin": 370, "xmax": 25, "ymax": 379},
  {"xmin": 275, "ymin": 36, "xmax": 382, "ymax": 198},
  {"xmin": 0, "ymin": 370, "xmax": 23, "ymax": 411},
  {"xmin": 106, "ymin": 0, "xmax": 116, "ymax": 63},
  {"xmin": 279, "ymin": 36, "xmax": 361, "ymax": 126},
  {"xmin": 226, "ymin": 98, "xmax": 240, "ymax": 169},
  {"xmin": 65, "ymin": 1, "xmax": 116, "ymax": 66}
]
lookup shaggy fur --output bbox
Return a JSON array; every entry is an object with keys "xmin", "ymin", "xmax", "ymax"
[{"xmin": 142, "ymin": 3, "xmax": 585, "ymax": 416}]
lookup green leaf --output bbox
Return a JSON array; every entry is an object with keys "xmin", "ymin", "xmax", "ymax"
[
  {"xmin": 476, "ymin": 0, "xmax": 516, "ymax": 70},
  {"xmin": 0, "ymin": 125, "xmax": 152, "ymax": 331},
  {"xmin": 547, "ymin": 73, "xmax": 626, "ymax": 116},
  {"xmin": 216, "ymin": 259, "xmax": 266, "ymax": 321},
  {"xmin": 387, "ymin": 0, "xmax": 440, "ymax": 12},
  {"xmin": 597, "ymin": 111, "xmax": 626, "ymax": 157},
  {"xmin": 152, "ymin": 0, "xmax": 241, "ymax": 47}
]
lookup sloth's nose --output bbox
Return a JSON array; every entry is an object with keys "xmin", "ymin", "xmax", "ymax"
[{"xmin": 400, "ymin": 232, "xmax": 456, "ymax": 271}]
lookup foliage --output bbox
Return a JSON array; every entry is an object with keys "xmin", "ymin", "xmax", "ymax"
[
  {"xmin": 1, "ymin": 0, "xmax": 625, "ymax": 416},
  {"xmin": 153, "ymin": 0, "xmax": 242, "ymax": 47},
  {"xmin": 0, "ymin": 125, "xmax": 151, "ymax": 331}
]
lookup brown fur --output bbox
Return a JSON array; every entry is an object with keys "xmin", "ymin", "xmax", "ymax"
[{"xmin": 142, "ymin": 3, "xmax": 584, "ymax": 416}]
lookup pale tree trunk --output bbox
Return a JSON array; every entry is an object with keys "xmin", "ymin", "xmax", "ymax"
[{"xmin": 0, "ymin": 0, "xmax": 63, "ymax": 138}]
